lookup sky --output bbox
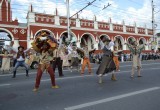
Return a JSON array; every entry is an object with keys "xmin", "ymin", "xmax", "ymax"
[{"xmin": 9, "ymin": 0, "xmax": 160, "ymax": 32}]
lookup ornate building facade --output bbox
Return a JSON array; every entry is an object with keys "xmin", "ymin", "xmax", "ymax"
[{"xmin": 0, "ymin": 0, "xmax": 154, "ymax": 53}]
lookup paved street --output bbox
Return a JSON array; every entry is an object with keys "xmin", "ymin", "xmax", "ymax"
[{"xmin": 0, "ymin": 60, "xmax": 160, "ymax": 110}]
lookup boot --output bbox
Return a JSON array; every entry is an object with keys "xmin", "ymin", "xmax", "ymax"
[
  {"xmin": 26, "ymin": 70, "xmax": 29, "ymax": 77},
  {"xmin": 111, "ymin": 74, "xmax": 117, "ymax": 81},
  {"xmin": 99, "ymin": 76, "xmax": 103, "ymax": 84},
  {"xmin": 12, "ymin": 71, "xmax": 16, "ymax": 78}
]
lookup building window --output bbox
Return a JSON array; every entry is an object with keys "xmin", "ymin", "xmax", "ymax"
[
  {"xmin": 60, "ymin": 19, "xmax": 63, "ymax": 23},
  {"xmin": 51, "ymin": 18, "xmax": 54, "ymax": 22},
  {"xmin": 46, "ymin": 17, "xmax": 49, "ymax": 22},
  {"xmin": 41, "ymin": 17, "xmax": 44, "ymax": 21},
  {"xmin": 36, "ymin": 16, "xmax": 39, "ymax": 21},
  {"xmin": 81, "ymin": 22, "xmax": 83, "ymax": 26},
  {"xmin": 88, "ymin": 22, "xmax": 90, "ymax": 26},
  {"xmin": 65, "ymin": 20, "xmax": 67, "ymax": 24}
]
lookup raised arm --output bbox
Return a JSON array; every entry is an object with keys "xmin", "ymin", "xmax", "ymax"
[
  {"xmin": 24, "ymin": 48, "xmax": 31, "ymax": 53},
  {"xmin": 108, "ymin": 41, "xmax": 114, "ymax": 49},
  {"xmin": 125, "ymin": 43, "xmax": 134, "ymax": 52}
]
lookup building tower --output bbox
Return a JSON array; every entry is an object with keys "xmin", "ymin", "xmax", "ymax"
[{"xmin": 0, "ymin": 0, "xmax": 12, "ymax": 22}]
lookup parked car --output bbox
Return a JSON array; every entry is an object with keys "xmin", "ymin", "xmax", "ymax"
[{"xmin": 25, "ymin": 54, "xmax": 39, "ymax": 69}]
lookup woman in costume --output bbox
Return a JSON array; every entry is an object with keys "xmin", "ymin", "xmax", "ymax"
[
  {"xmin": 96, "ymin": 37, "xmax": 116, "ymax": 84},
  {"xmin": 59, "ymin": 45, "xmax": 70, "ymax": 69},
  {"xmin": 0, "ymin": 48, "xmax": 13, "ymax": 73},
  {"xmin": 126, "ymin": 41, "xmax": 145, "ymax": 78},
  {"xmin": 113, "ymin": 46, "xmax": 123, "ymax": 72},
  {"xmin": 68, "ymin": 43, "xmax": 80, "ymax": 72},
  {"xmin": 32, "ymin": 31, "xmax": 59, "ymax": 92},
  {"xmin": 80, "ymin": 45, "xmax": 95, "ymax": 75}
]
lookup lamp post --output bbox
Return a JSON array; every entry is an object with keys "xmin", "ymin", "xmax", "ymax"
[{"xmin": 66, "ymin": 0, "xmax": 70, "ymax": 42}]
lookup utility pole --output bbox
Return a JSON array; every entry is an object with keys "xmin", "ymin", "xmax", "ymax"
[
  {"xmin": 151, "ymin": 0, "xmax": 155, "ymax": 42},
  {"xmin": 66, "ymin": 0, "xmax": 71, "ymax": 41},
  {"xmin": 151, "ymin": 0, "xmax": 156, "ymax": 51}
]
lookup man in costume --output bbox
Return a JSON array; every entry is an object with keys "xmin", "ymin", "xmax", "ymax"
[
  {"xmin": 32, "ymin": 31, "xmax": 59, "ymax": 92},
  {"xmin": 52, "ymin": 45, "xmax": 64, "ymax": 77},
  {"xmin": 96, "ymin": 37, "xmax": 116, "ymax": 83},
  {"xmin": 126, "ymin": 41, "xmax": 145, "ymax": 78},
  {"xmin": 12, "ymin": 46, "xmax": 30, "ymax": 78}
]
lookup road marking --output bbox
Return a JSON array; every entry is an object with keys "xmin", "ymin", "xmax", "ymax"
[
  {"xmin": 0, "ymin": 84, "xmax": 11, "ymax": 87},
  {"xmin": 64, "ymin": 87, "xmax": 160, "ymax": 110}
]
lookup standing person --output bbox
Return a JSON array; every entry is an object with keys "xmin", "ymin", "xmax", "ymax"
[
  {"xmin": 12, "ymin": 46, "xmax": 30, "ymax": 78},
  {"xmin": 69, "ymin": 45, "xmax": 80, "ymax": 72},
  {"xmin": 0, "ymin": 49, "xmax": 13, "ymax": 73},
  {"xmin": 126, "ymin": 41, "xmax": 145, "ymax": 78},
  {"xmin": 80, "ymin": 45, "xmax": 95, "ymax": 75},
  {"xmin": 32, "ymin": 31, "xmax": 59, "ymax": 92},
  {"xmin": 52, "ymin": 46, "xmax": 64, "ymax": 77},
  {"xmin": 113, "ymin": 46, "xmax": 123, "ymax": 71},
  {"xmin": 33, "ymin": 45, "xmax": 59, "ymax": 92},
  {"xmin": 96, "ymin": 38, "xmax": 116, "ymax": 83},
  {"xmin": 59, "ymin": 45, "xmax": 70, "ymax": 69}
]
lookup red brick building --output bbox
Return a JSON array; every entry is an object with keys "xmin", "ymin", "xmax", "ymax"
[{"xmin": 0, "ymin": 0, "xmax": 153, "ymax": 53}]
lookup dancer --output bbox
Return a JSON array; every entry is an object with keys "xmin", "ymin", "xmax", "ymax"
[
  {"xmin": 52, "ymin": 46, "xmax": 64, "ymax": 77},
  {"xmin": 113, "ymin": 46, "xmax": 123, "ymax": 71},
  {"xmin": 0, "ymin": 48, "xmax": 13, "ymax": 73},
  {"xmin": 80, "ymin": 45, "xmax": 95, "ymax": 75},
  {"xmin": 69, "ymin": 43, "xmax": 80, "ymax": 72},
  {"xmin": 126, "ymin": 41, "xmax": 145, "ymax": 78},
  {"xmin": 12, "ymin": 46, "xmax": 30, "ymax": 78},
  {"xmin": 59, "ymin": 45, "xmax": 70, "ymax": 70},
  {"xmin": 32, "ymin": 31, "xmax": 59, "ymax": 92},
  {"xmin": 96, "ymin": 37, "xmax": 116, "ymax": 83}
]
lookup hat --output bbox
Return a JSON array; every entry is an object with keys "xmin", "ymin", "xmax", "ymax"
[
  {"xmin": 102, "ymin": 37, "xmax": 111, "ymax": 42},
  {"xmin": 18, "ymin": 46, "xmax": 24, "ymax": 50}
]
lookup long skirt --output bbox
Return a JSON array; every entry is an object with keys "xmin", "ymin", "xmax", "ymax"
[
  {"xmin": 96, "ymin": 56, "xmax": 116, "ymax": 75},
  {"xmin": 1, "ymin": 57, "xmax": 11, "ymax": 71},
  {"xmin": 62, "ymin": 55, "xmax": 70, "ymax": 67},
  {"xmin": 70, "ymin": 57, "xmax": 79, "ymax": 67},
  {"xmin": 132, "ymin": 54, "xmax": 141, "ymax": 68}
]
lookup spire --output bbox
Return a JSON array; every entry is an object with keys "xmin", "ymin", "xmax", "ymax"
[
  {"xmin": 93, "ymin": 15, "xmax": 96, "ymax": 21},
  {"xmin": 55, "ymin": 8, "xmax": 58, "ymax": 15},
  {"xmin": 133, "ymin": 21, "xmax": 136, "ymax": 27},
  {"xmin": 122, "ymin": 19, "xmax": 125, "ymax": 25},
  {"xmin": 76, "ymin": 13, "xmax": 79, "ymax": 19},
  {"xmin": 144, "ymin": 23, "xmax": 147, "ymax": 28},
  {"xmin": 29, "ymin": 3, "xmax": 33, "ymax": 12},
  {"xmin": 108, "ymin": 17, "xmax": 112, "ymax": 23}
]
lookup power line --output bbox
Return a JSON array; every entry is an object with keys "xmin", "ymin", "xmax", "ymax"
[{"xmin": 69, "ymin": 0, "xmax": 96, "ymax": 19}]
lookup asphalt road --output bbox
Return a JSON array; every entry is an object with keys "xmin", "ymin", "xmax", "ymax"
[{"xmin": 0, "ymin": 60, "xmax": 160, "ymax": 110}]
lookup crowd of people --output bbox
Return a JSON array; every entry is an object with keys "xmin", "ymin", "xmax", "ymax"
[
  {"xmin": 90, "ymin": 51, "xmax": 160, "ymax": 64},
  {"xmin": 0, "ymin": 31, "xmax": 160, "ymax": 92}
]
